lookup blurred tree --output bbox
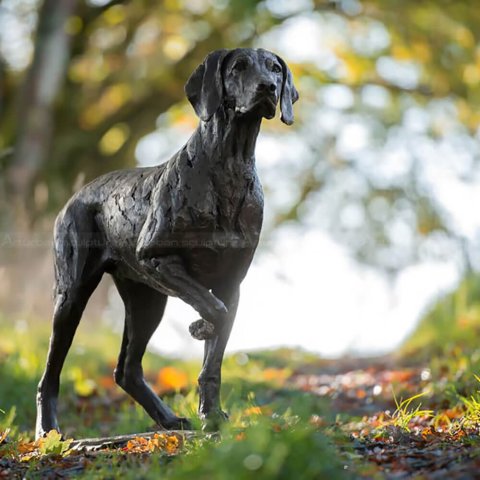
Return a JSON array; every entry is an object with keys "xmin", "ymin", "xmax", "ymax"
[
  {"xmin": 7, "ymin": 0, "xmax": 77, "ymax": 226},
  {"xmin": 0, "ymin": 0, "xmax": 282, "ymax": 226},
  {"xmin": 259, "ymin": 0, "xmax": 480, "ymax": 272},
  {"xmin": 0, "ymin": 0, "xmax": 479, "ymax": 274}
]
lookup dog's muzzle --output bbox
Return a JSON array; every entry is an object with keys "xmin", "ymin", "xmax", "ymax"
[
  {"xmin": 256, "ymin": 88, "xmax": 278, "ymax": 118},
  {"xmin": 232, "ymin": 83, "xmax": 278, "ymax": 116}
]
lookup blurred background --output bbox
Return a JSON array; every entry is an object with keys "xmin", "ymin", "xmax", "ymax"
[{"xmin": 1, "ymin": 0, "xmax": 479, "ymax": 358}]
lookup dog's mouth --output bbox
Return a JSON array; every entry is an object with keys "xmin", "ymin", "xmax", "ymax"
[
  {"xmin": 261, "ymin": 95, "xmax": 278, "ymax": 118},
  {"xmin": 254, "ymin": 95, "xmax": 277, "ymax": 119},
  {"xmin": 234, "ymin": 95, "xmax": 277, "ymax": 119}
]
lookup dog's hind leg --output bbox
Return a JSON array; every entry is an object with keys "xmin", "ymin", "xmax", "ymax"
[
  {"xmin": 113, "ymin": 276, "xmax": 192, "ymax": 430},
  {"xmin": 36, "ymin": 210, "xmax": 103, "ymax": 439},
  {"xmin": 198, "ymin": 284, "xmax": 239, "ymax": 431}
]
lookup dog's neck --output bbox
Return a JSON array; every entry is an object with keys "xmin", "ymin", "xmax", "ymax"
[{"xmin": 188, "ymin": 107, "xmax": 262, "ymax": 172}]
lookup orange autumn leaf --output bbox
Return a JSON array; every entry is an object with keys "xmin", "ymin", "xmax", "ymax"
[
  {"xmin": 383, "ymin": 370, "xmax": 416, "ymax": 383},
  {"xmin": 17, "ymin": 441, "xmax": 37, "ymax": 454},
  {"xmin": 156, "ymin": 367, "xmax": 189, "ymax": 392},
  {"xmin": 99, "ymin": 375, "xmax": 116, "ymax": 390},
  {"xmin": 243, "ymin": 406, "xmax": 263, "ymax": 416},
  {"xmin": 444, "ymin": 407, "xmax": 464, "ymax": 420},
  {"xmin": 126, "ymin": 436, "xmax": 153, "ymax": 452},
  {"xmin": 262, "ymin": 368, "xmax": 289, "ymax": 384},
  {"xmin": 356, "ymin": 389, "xmax": 367, "ymax": 399},
  {"xmin": 243, "ymin": 405, "xmax": 273, "ymax": 417},
  {"xmin": 125, "ymin": 433, "xmax": 180, "ymax": 454},
  {"xmin": 164, "ymin": 435, "xmax": 180, "ymax": 454}
]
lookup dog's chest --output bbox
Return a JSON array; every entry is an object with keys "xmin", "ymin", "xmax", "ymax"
[
  {"xmin": 169, "ymin": 153, "xmax": 264, "ymax": 238},
  {"xmin": 162, "ymin": 158, "xmax": 264, "ymax": 286}
]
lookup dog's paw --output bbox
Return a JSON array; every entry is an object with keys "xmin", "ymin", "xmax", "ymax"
[
  {"xmin": 160, "ymin": 416, "xmax": 193, "ymax": 431},
  {"xmin": 200, "ymin": 410, "xmax": 229, "ymax": 432},
  {"xmin": 189, "ymin": 319, "xmax": 216, "ymax": 340}
]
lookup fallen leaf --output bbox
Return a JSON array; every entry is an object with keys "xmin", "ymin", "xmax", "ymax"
[
  {"xmin": 156, "ymin": 367, "xmax": 189, "ymax": 392},
  {"xmin": 243, "ymin": 406, "xmax": 263, "ymax": 416},
  {"xmin": 98, "ymin": 375, "xmax": 116, "ymax": 390},
  {"xmin": 262, "ymin": 368, "xmax": 289, "ymax": 384},
  {"xmin": 36, "ymin": 430, "xmax": 72, "ymax": 456},
  {"xmin": 124, "ymin": 433, "xmax": 181, "ymax": 454}
]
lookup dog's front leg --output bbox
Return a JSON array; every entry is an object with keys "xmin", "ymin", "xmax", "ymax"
[
  {"xmin": 136, "ymin": 196, "xmax": 228, "ymax": 327},
  {"xmin": 198, "ymin": 284, "xmax": 239, "ymax": 431},
  {"xmin": 137, "ymin": 254, "xmax": 228, "ymax": 327}
]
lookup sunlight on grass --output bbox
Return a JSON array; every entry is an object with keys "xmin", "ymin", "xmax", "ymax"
[
  {"xmin": 458, "ymin": 374, "xmax": 480, "ymax": 427},
  {"xmin": 0, "ymin": 323, "xmax": 333, "ymax": 439},
  {"xmin": 401, "ymin": 275, "xmax": 480, "ymax": 358},
  {"xmin": 390, "ymin": 390, "xmax": 433, "ymax": 432},
  {"xmin": 3, "ymin": 275, "xmax": 480, "ymax": 480},
  {"xmin": 0, "ymin": 317, "xmax": 345, "ymax": 479}
]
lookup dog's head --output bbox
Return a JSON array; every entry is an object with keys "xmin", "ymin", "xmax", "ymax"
[{"xmin": 185, "ymin": 48, "xmax": 299, "ymax": 125}]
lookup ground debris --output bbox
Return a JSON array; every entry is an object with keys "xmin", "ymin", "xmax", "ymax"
[{"xmin": 290, "ymin": 356, "xmax": 480, "ymax": 479}]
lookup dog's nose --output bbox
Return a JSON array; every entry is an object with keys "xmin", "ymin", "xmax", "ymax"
[{"xmin": 258, "ymin": 82, "xmax": 277, "ymax": 94}]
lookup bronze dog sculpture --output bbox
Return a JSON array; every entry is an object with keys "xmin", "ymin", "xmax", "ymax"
[{"xmin": 35, "ymin": 48, "xmax": 298, "ymax": 438}]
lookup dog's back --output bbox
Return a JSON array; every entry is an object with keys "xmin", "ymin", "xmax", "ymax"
[{"xmin": 53, "ymin": 166, "xmax": 164, "ymax": 281}]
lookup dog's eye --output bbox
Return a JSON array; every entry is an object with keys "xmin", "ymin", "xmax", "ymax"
[{"xmin": 272, "ymin": 63, "xmax": 282, "ymax": 74}]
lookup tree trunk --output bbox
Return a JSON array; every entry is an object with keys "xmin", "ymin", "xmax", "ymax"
[{"xmin": 7, "ymin": 0, "xmax": 77, "ymax": 228}]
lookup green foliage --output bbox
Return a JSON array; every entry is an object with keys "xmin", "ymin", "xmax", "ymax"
[
  {"xmin": 401, "ymin": 274, "xmax": 480, "ymax": 357},
  {"xmin": 0, "ymin": 407, "xmax": 17, "ymax": 437},
  {"xmin": 0, "ymin": 319, "xmax": 347, "ymax": 478},
  {"xmin": 36, "ymin": 430, "xmax": 72, "ymax": 456},
  {"xmin": 2, "ymin": 0, "xmax": 479, "ymax": 272},
  {"xmin": 458, "ymin": 375, "xmax": 480, "ymax": 427},
  {"xmin": 0, "ymin": 318, "xmax": 323, "ymax": 432},
  {"xmin": 0, "ymin": 0, "xmax": 282, "ymax": 215},
  {"xmin": 6, "ymin": 312, "xmax": 480, "ymax": 477},
  {"xmin": 76, "ymin": 422, "xmax": 345, "ymax": 480},
  {"xmin": 166, "ymin": 421, "xmax": 345, "ymax": 480},
  {"xmin": 390, "ymin": 391, "xmax": 433, "ymax": 432}
]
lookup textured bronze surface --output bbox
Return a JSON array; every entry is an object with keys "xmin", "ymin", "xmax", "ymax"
[{"xmin": 35, "ymin": 48, "xmax": 298, "ymax": 438}]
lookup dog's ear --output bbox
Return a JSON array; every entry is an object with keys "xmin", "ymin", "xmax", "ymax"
[
  {"xmin": 276, "ymin": 56, "xmax": 299, "ymax": 126},
  {"xmin": 185, "ymin": 49, "xmax": 229, "ymax": 122}
]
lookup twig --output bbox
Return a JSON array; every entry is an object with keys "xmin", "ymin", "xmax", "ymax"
[{"xmin": 70, "ymin": 430, "xmax": 209, "ymax": 452}]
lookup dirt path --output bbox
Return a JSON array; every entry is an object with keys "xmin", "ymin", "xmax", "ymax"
[
  {"xmin": 2, "ymin": 355, "xmax": 480, "ymax": 479},
  {"xmin": 291, "ymin": 357, "xmax": 480, "ymax": 479}
]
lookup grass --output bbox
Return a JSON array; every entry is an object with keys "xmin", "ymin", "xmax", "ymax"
[
  {"xmin": 398, "ymin": 273, "xmax": 480, "ymax": 408},
  {"xmin": 401, "ymin": 274, "xmax": 480, "ymax": 358},
  {"xmin": 2, "ymin": 273, "xmax": 480, "ymax": 478},
  {"xmin": 0, "ymin": 318, "xmax": 346, "ymax": 479},
  {"xmin": 390, "ymin": 391, "xmax": 433, "ymax": 432},
  {"xmin": 457, "ymin": 374, "xmax": 480, "ymax": 427},
  {"xmin": 82, "ymin": 422, "xmax": 344, "ymax": 480}
]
